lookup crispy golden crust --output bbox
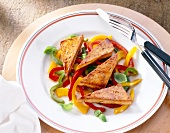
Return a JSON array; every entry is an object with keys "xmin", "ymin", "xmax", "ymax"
[
  {"xmin": 78, "ymin": 54, "xmax": 118, "ymax": 89},
  {"xmin": 60, "ymin": 35, "xmax": 84, "ymax": 76},
  {"xmin": 78, "ymin": 84, "xmax": 132, "ymax": 105},
  {"xmin": 76, "ymin": 38, "xmax": 114, "ymax": 70}
]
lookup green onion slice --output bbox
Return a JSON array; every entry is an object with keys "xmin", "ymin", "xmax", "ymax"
[
  {"xmin": 61, "ymin": 103, "xmax": 73, "ymax": 111},
  {"xmin": 114, "ymin": 73, "xmax": 127, "ymax": 83}
]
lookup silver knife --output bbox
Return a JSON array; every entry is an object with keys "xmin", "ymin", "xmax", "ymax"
[{"xmin": 96, "ymin": 8, "xmax": 170, "ymax": 67}]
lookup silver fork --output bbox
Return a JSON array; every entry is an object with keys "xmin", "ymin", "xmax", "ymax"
[{"xmin": 96, "ymin": 9, "xmax": 170, "ymax": 89}]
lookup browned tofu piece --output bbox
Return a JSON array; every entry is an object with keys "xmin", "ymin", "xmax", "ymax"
[
  {"xmin": 78, "ymin": 84, "xmax": 132, "ymax": 105},
  {"xmin": 60, "ymin": 35, "xmax": 84, "ymax": 76},
  {"xmin": 78, "ymin": 53, "xmax": 118, "ymax": 89},
  {"xmin": 76, "ymin": 38, "xmax": 114, "ymax": 70}
]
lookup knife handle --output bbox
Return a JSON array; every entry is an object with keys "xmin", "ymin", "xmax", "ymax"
[
  {"xmin": 144, "ymin": 41, "xmax": 170, "ymax": 66},
  {"xmin": 141, "ymin": 49, "xmax": 170, "ymax": 89}
]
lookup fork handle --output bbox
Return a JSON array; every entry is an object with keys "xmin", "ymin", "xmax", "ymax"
[
  {"xmin": 141, "ymin": 50, "xmax": 170, "ymax": 89},
  {"xmin": 144, "ymin": 41, "xmax": 170, "ymax": 66}
]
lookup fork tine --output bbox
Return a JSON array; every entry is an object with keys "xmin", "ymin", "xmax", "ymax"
[
  {"xmin": 109, "ymin": 20, "xmax": 130, "ymax": 37},
  {"xmin": 108, "ymin": 17, "xmax": 133, "ymax": 39},
  {"xmin": 109, "ymin": 19, "xmax": 131, "ymax": 33},
  {"xmin": 109, "ymin": 24, "xmax": 129, "ymax": 38}
]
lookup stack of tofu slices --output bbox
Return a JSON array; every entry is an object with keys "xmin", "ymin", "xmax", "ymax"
[{"xmin": 60, "ymin": 35, "xmax": 132, "ymax": 106}]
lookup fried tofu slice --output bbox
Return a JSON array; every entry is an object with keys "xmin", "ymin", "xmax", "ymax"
[
  {"xmin": 76, "ymin": 38, "xmax": 114, "ymax": 70},
  {"xmin": 78, "ymin": 84, "xmax": 132, "ymax": 105},
  {"xmin": 78, "ymin": 54, "xmax": 118, "ymax": 89},
  {"xmin": 60, "ymin": 35, "xmax": 84, "ymax": 76}
]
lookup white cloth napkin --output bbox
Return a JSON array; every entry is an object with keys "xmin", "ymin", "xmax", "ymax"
[{"xmin": 0, "ymin": 75, "xmax": 41, "ymax": 133}]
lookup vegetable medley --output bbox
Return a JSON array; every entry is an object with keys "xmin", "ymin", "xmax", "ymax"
[{"xmin": 44, "ymin": 34, "xmax": 142, "ymax": 122}]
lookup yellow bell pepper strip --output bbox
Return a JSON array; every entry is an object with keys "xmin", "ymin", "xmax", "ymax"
[
  {"xmin": 121, "ymin": 79, "xmax": 142, "ymax": 87},
  {"xmin": 69, "ymin": 75, "xmax": 72, "ymax": 83},
  {"xmin": 114, "ymin": 88, "xmax": 134, "ymax": 114},
  {"xmin": 50, "ymin": 73, "xmax": 65, "ymax": 103},
  {"xmin": 55, "ymin": 87, "xmax": 68, "ymax": 98},
  {"xmin": 72, "ymin": 77, "xmax": 89, "ymax": 114},
  {"xmin": 117, "ymin": 51, "xmax": 127, "ymax": 61},
  {"xmin": 124, "ymin": 46, "xmax": 137, "ymax": 66},
  {"xmin": 89, "ymin": 34, "xmax": 112, "ymax": 43},
  {"xmin": 48, "ymin": 61, "xmax": 58, "ymax": 73},
  {"xmin": 56, "ymin": 50, "xmax": 61, "ymax": 58},
  {"xmin": 73, "ymin": 63, "xmax": 79, "ymax": 71},
  {"xmin": 93, "ymin": 44, "xmax": 98, "ymax": 49}
]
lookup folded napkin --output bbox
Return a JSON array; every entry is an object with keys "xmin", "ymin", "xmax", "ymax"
[{"xmin": 0, "ymin": 75, "xmax": 41, "ymax": 133}]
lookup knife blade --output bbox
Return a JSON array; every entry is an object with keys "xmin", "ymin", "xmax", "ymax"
[{"xmin": 96, "ymin": 8, "xmax": 170, "ymax": 67}]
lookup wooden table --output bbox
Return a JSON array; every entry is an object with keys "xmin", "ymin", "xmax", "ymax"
[{"xmin": 2, "ymin": 4, "xmax": 170, "ymax": 133}]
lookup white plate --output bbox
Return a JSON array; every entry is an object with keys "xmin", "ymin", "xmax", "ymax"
[{"xmin": 16, "ymin": 10, "xmax": 168, "ymax": 133}]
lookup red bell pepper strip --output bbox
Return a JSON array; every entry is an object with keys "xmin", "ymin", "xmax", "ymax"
[
  {"xmin": 110, "ymin": 40, "xmax": 128, "ymax": 53},
  {"xmin": 49, "ymin": 67, "xmax": 64, "ymax": 81},
  {"xmin": 85, "ymin": 102, "xmax": 106, "ymax": 112},
  {"xmin": 101, "ymin": 104, "xmax": 121, "ymax": 108},
  {"xmin": 63, "ymin": 79, "xmax": 70, "ymax": 87},
  {"xmin": 110, "ymin": 40, "xmax": 134, "ymax": 67},
  {"xmin": 89, "ymin": 40, "xmax": 101, "ymax": 50},
  {"xmin": 115, "ymin": 65, "xmax": 128, "ymax": 72},
  {"xmin": 77, "ymin": 52, "xmax": 83, "ymax": 57},
  {"xmin": 129, "ymin": 59, "xmax": 134, "ymax": 67},
  {"xmin": 111, "ymin": 74, "xmax": 117, "ymax": 86},
  {"xmin": 84, "ymin": 42, "xmax": 88, "ymax": 51},
  {"xmin": 86, "ymin": 42, "xmax": 91, "ymax": 52},
  {"xmin": 79, "ymin": 86, "xmax": 84, "ymax": 97},
  {"xmin": 95, "ymin": 61, "xmax": 102, "ymax": 65},
  {"xmin": 75, "ymin": 58, "xmax": 82, "ymax": 64},
  {"xmin": 68, "ymin": 67, "xmax": 86, "ymax": 100},
  {"xmin": 91, "ymin": 40, "xmax": 101, "ymax": 45}
]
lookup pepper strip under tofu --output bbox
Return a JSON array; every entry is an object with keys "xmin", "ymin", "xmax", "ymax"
[
  {"xmin": 114, "ymin": 88, "xmax": 134, "ymax": 114},
  {"xmin": 78, "ymin": 53, "xmax": 118, "ymax": 89},
  {"xmin": 60, "ymin": 35, "xmax": 84, "ymax": 76},
  {"xmin": 72, "ymin": 77, "xmax": 89, "ymax": 114},
  {"xmin": 76, "ymin": 38, "xmax": 115, "ymax": 70}
]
